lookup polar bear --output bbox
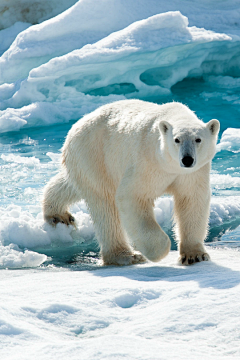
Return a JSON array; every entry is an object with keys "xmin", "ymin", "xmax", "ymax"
[{"xmin": 42, "ymin": 100, "xmax": 220, "ymax": 266}]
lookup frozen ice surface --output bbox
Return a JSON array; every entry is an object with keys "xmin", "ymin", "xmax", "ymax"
[{"xmin": 0, "ymin": 249, "xmax": 240, "ymax": 359}]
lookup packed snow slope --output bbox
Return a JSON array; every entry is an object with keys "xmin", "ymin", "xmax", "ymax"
[{"xmin": 0, "ymin": 249, "xmax": 240, "ymax": 360}]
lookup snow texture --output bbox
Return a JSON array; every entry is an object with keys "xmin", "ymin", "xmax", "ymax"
[
  {"xmin": 0, "ymin": 0, "xmax": 239, "ymax": 267},
  {"xmin": 0, "ymin": 249, "xmax": 240, "ymax": 359}
]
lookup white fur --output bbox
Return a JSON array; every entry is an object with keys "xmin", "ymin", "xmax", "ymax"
[{"xmin": 42, "ymin": 100, "xmax": 220, "ymax": 265}]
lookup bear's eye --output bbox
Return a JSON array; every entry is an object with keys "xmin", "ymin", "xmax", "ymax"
[
  {"xmin": 195, "ymin": 138, "xmax": 201, "ymax": 143},
  {"xmin": 175, "ymin": 138, "xmax": 180, "ymax": 144}
]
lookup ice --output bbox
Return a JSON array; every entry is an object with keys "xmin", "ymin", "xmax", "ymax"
[
  {"xmin": 1, "ymin": 0, "xmax": 240, "ymax": 84},
  {"xmin": 0, "ymin": 11, "xmax": 235, "ymax": 133},
  {"xmin": 0, "ymin": 93, "xmax": 121, "ymax": 133},
  {"xmin": 217, "ymin": 128, "xmax": 240, "ymax": 153},
  {"xmin": 210, "ymin": 225, "xmax": 240, "ymax": 249},
  {"xmin": 210, "ymin": 197, "xmax": 240, "ymax": 226},
  {"xmin": 0, "ymin": 204, "xmax": 94, "ymax": 249},
  {"xmin": 0, "ymin": 22, "xmax": 31, "ymax": 56},
  {"xmin": 207, "ymin": 75, "xmax": 240, "ymax": 90},
  {"xmin": 1, "ymin": 154, "xmax": 40, "ymax": 165},
  {"xmin": 0, "ymin": 243, "xmax": 47, "ymax": 269},
  {"xmin": 211, "ymin": 174, "xmax": 240, "ymax": 189},
  {"xmin": 154, "ymin": 197, "xmax": 173, "ymax": 230}
]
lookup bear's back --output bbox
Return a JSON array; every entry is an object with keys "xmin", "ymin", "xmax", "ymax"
[{"xmin": 62, "ymin": 100, "xmax": 204, "ymax": 184}]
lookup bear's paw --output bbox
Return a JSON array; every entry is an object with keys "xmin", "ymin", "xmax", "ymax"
[
  {"xmin": 103, "ymin": 251, "xmax": 146, "ymax": 266},
  {"xmin": 179, "ymin": 251, "xmax": 210, "ymax": 266},
  {"xmin": 45, "ymin": 212, "xmax": 75, "ymax": 227}
]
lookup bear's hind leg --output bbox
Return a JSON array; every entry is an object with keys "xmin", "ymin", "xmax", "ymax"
[
  {"xmin": 86, "ymin": 192, "xmax": 146, "ymax": 266},
  {"xmin": 43, "ymin": 171, "xmax": 80, "ymax": 226}
]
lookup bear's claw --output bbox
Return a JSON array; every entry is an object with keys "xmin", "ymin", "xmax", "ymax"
[
  {"xmin": 180, "ymin": 252, "xmax": 210, "ymax": 265},
  {"xmin": 46, "ymin": 213, "xmax": 75, "ymax": 227}
]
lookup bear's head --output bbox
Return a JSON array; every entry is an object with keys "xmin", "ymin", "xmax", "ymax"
[{"xmin": 159, "ymin": 118, "xmax": 220, "ymax": 173}]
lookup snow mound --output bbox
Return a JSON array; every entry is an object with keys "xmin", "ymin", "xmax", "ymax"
[
  {"xmin": 217, "ymin": 128, "xmax": 240, "ymax": 153},
  {"xmin": 0, "ymin": 244, "xmax": 47, "ymax": 269}
]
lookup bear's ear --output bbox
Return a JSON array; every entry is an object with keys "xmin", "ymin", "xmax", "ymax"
[
  {"xmin": 159, "ymin": 121, "xmax": 172, "ymax": 135},
  {"xmin": 206, "ymin": 119, "xmax": 220, "ymax": 135}
]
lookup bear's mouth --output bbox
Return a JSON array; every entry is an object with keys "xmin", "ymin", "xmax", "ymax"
[{"xmin": 181, "ymin": 155, "xmax": 195, "ymax": 168}]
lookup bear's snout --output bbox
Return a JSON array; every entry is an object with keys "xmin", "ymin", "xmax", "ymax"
[{"xmin": 181, "ymin": 156, "xmax": 194, "ymax": 168}]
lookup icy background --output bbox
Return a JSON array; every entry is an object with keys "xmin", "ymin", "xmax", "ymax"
[{"xmin": 0, "ymin": 1, "xmax": 240, "ymax": 358}]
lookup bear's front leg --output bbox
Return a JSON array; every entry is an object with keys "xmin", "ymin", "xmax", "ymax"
[
  {"xmin": 172, "ymin": 164, "xmax": 211, "ymax": 265},
  {"xmin": 116, "ymin": 171, "xmax": 171, "ymax": 262}
]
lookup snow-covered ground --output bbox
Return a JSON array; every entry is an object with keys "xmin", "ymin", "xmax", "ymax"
[{"xmin": 1, "ymin": 249, "xmax": 240, "ymax": 359}]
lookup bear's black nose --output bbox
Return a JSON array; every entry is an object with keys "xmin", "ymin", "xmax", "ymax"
[{"xmin": 182, "ymin": 156, "xmax": 194, "ymax": 167}]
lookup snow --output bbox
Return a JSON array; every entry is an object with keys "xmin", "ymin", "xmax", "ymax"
[
  {"xmin": 1, "ymin": 0, "xmax": 240, "ymax": 84},
  {"xmin": 217, "ymin": 128, "xmax": 240, "ymax": 153},
  {"xmin": 0, "ymin": 244, "xmax": 47, "ymax": 269},
  {"xmin": 0, "ymin": 249, "xmax": 240, "ymax": 359},
  {"xmin": 0, "ymin": 22, "xmax": 31, "ymax": 56}
]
